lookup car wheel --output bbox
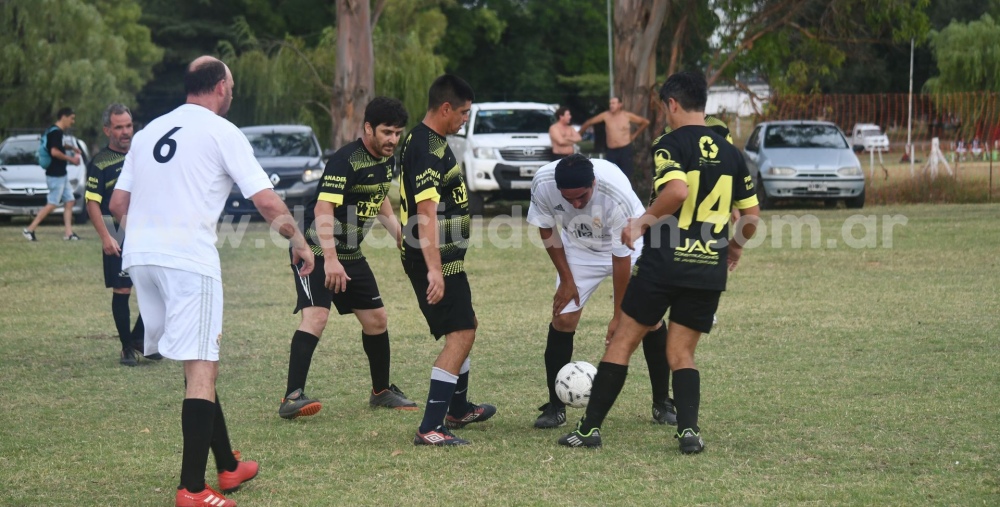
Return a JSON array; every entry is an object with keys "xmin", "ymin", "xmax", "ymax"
[
  {"xmin": 467, "ymin": 190, "xmax": 485, "ymax": 216},
  {"xmin": 0, "ymin": 215, "xmax": 11, "ymax": 223},
  {"xmin": 846, "ymin": 188, "xmax": 866, "ymax": 209},
  {"xmin": 756, "ymin": 177, "xmax": 770, "ymax": 210}
]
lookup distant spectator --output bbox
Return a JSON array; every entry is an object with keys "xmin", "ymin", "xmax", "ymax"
[
  {"xmin": 22, "ymin": 107, "xmax": 82, "ymax": 241},
  {"xmin": 549, "ymin": 106, "xmax": 582, "ymax": 160},
  {"xmin": 578, "ymin": 97, "xmax": 650, "ymax": 179}
]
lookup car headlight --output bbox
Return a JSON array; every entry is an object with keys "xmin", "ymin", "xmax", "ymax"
[
  {"xmin": 837, "ymin": 166, "xmax": 863, "ymax": 176},
  {"xmin": 767, "ymin": 166, "xmax": 796, "ymax": 176},
  {"xmin": 473, "ymin": 147, "xmax": 498, "ymax": 159},
  {"xmin": 0, "ymin": 181, "xmax": 8, "ymax": 192},
  {"xmin": 301, "ymin": 168, "xmax": 322, "ymax": 183}
]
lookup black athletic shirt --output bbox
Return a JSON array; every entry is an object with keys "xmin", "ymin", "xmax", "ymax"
[
  {"xmin": 303, "ymin": 138, "xmax": 395, "ymax": 262},
  {"xmin": 84, "ymin": 146, "xmax": 127, "ymax": 216},
  {"xmin": 637, "ymin": 125, "xmax": 758, "ymax": 291},
  {"xmin": 45, "ymin": 126, "xmax": 68, "ymax": 177},
  {"xmin": 398, "ymin": 122, "xmax": 471, "ymax": 275}
]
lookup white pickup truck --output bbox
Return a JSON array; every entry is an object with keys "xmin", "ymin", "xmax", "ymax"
[
  {"xmin": 447, "ymin": 102, "xmax": 556, "ymax": 214},
  {"xmin": 851, "ymin": 123, "xmax": 890, "ymax": 152}
]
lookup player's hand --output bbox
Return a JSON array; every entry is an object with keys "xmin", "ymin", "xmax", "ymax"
[
  {"xmin": 69, "ymin": 155, "xmax": 81, "ymax": 165},
  {"xmin": 622, "ymin": 217, "xmax": 646, "ymax": 250},
  {"xmin": 727, "ymin": 243, "xmax": 743, "ymax": 272},
  {"xmin": 426, "ymin": 269, "xmax": 445, "ymax": 305},
  {"xmin": 604, "ymin": 315, "xmax": 620, "ymax": 348},
  {"xmin": 291, "ymin": 243, "xmax": 315, "ymax": 276},
  {"xmin": 101, "ymin": 235, "xmax": 121, "ymax": 256},
  {"xmin": 552, "ymin": 279, "xmax": 580, "ymax": 317},
  {"xmin": 324, "ymin": 258, "xmax": 351, "ymax": 293}
]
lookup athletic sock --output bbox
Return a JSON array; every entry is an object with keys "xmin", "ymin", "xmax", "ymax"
[
  {"xmin": 447, "ymin": 358, "xmax": 472, "ymax": 418},
  {"xmin": 544, "ymin": 323, "xmax": 574, "ymax": 407},
  {"xmin": 672, "ymin": 368, "xmax": 701, "ymax": 432},
  {"xmin": 362, "ymin": 330, "xmax": 391, "ymax": 393},
  {"xmin": 130, "ymin": 314, "xmax": 145, "ymax": 348},
  {"xmin": 579, "ymin": 362, "xmax": 629, "ymax": 434},
  {"xmin": 286, "ymin": 330, "xmax": 320, "ymax": 397},
  {"xmin": 111, "ymin": 293, "xmax": 131, "ymax": 348},
  {"xmin": 179, "ymin": 398, "xmax": 216, "ymax": 493},
  {"xmin": 210, "ymin": 393, "xmax": 238, "ymax": 473},
  {"xmin": 641, "ymin": 321, "xmax": 670, "ymax": 403},
  {"xmin": 419, "ymin": 367, "xmax": 458, "ymax": 433}
]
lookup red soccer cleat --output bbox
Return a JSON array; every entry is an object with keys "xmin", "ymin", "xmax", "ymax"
[
  {"xmin": 176, "ymin": 484, "xmax": 235, "ymax": 507},
  {"xmin": 217, "ymin": 451, "xmax": 259, "ymax": 493}
]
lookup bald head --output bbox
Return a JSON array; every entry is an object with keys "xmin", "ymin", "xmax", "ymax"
[{"xmin": 184, "ymin": 55, "xmax": 234, "ymax": 116}]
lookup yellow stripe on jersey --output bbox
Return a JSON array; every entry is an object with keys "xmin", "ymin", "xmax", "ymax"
[
  {"xmin": 735, "ymin": 195, "xmax": 760, "ymax": 209},
  {"xmin": 414, "ymin": 187, "xmax": 441, "ymax": 203},
  {"xmin": 653, "ymin": 170, "xmax": 686, "ymax": 192},
  {"xmin": 85, "ymin": 191, "xmax": 103, "ymax": 203},
  {"xmin": 317, "ymin": 192, "xmax": 344, "ymax": 205}
]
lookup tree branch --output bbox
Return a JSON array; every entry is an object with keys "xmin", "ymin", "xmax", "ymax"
[{"xmin": 371, "ymin": 0, "xmax": 387, "ymax": 28}]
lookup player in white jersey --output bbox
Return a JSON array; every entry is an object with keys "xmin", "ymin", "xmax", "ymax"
[
  {"xmin": 110, "ymin": 56, "xmax": 314, "ymax": 507},
  {"xmin": 526, "ymin": 154, "xmax": 675, "ymax": 429}
]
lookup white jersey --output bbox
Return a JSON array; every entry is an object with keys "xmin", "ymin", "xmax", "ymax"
[
  {"xmin": 118, "ymin": 104, "xmax": 272, "ymax": 280},
  {"xmin": 527, "ymin": 158, "xmax": 644, "ymax": 266}
]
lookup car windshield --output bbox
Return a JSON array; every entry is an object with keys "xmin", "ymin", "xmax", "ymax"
[
  {"xmin": 861, "ymin": 128, "xmax": 882, "ymax": 137},
  {"xmin": 764, "ymin": 125, "xmax": 848, "ymax": 149},
  {"xmin": 473, "ymin": 109, "xmax": 552, "ymax": 135},
  {"xmin": 0, "ymin": 139, "xmax": 40, "ymax": 165},
  {"xmin": 243, "ymin": 132, "xmax": 318, "ymax": 157}
]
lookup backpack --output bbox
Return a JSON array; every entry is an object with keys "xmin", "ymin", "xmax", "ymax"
[{"xmin": 37, "ymin": 126, "xmax": 59, "ymax": 169}]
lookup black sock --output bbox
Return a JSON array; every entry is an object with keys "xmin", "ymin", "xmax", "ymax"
[
  {"xmin": 544, "ymin": 324, "xmax": 575, "ymax": 407},
  {"xmin": 362, "ymin": 331, "xmax": 391, "ymax": 393},
  {"xmin": 448, "ymin": 359, "xmax": 471, "ymax": 418},
  {"xmin": 131, "ymin": 314, "xmax": 145, "ymax": 348},
  {"xmin": 641, "ymin": 322, "xmax": 669, "ymax": 403},
  {"xmin": 180, "ymin": 398, "xmax": 216, "ymax": 492},
  {"xmin": 672, "ymin": 368, "xmax": 701, "ymax": 432},
  {"xmin": 210, "ymin": 393, "xmax": 238, "ymax": 473},
  {"xmin": 419, "ymin": 367, "xmax": 457, "ymax": 433},
  {"xmin": 112, "ymin": 293, "xmax": 131, "ymax": 348},
  {"xmin": 579, "ymin": 362, "xmax": 629, "ymax": 433},
  {"xmin": 286, "ymin": 330, "xmax": 320, "ymax": 397}
]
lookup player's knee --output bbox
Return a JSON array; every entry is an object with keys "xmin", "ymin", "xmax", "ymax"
[
  {"xmin": 360, "ymin": 310, "xmax": 388, "ymax": 334},
  {"xmin": 299, "ymin": 308, "xmax": 329, "ymax": 335},
  {"xmin": 112, "ymin": 287, "xmax": 131, "ymax": 295},
  {"xmin": 552, "ymin": 312, "xmax": 580, "ymax": 332}
]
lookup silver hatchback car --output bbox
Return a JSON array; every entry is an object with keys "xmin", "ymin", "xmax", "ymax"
[
  {"xmin": 0, "ymin": 133, "xmax": 90, "ymax": 222},
  {"xmin": 743, "ymin": 120, "xmax": 865, "ymax": 209}
]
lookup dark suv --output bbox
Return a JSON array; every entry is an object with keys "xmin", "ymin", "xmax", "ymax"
[{"xmin": 224, "ymin": 125, "xmax": 324, "ymax": 217}]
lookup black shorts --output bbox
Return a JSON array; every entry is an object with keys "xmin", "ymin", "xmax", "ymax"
[
  {"xmin": 605, "ymin": 145, "xmax": 635, "ymax": 179},
  {"xmin": 103, "ymin": 253, "xmax": 133, "ymax": 289},
  {"xmin": 403, "ymin": 259, "xmax": 476, "ymax": 339},
  {"xmin": 620, "ymin": 274, "xmax": 720, "ymax": 333},
  {"xmin": 292, "ymin": 255, "xmax": 384, "ymax": 315}
]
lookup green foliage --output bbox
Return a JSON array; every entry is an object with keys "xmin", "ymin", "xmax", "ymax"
[
  {"xmin": 0, "ymin": 0, "xmax": 162, "ymax": 141},
  {"xmin": 925, "ymin": 14, "xmax": 1000, "ymax": 92}
]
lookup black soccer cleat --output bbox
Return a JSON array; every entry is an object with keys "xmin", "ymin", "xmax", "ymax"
[
  {"xmin": 444, "ymin": 402, "xmax": 497, "ymax": 429},
  {"xmin": 413, "ymin": 425, "xmax": 470, "ymax": 446},
  {"xmin": 652, "ymin": 398, "xmax": 677, "ymax": 425},
  {"xmin": 534, "ymin": 402, "xmax": 567, "ymax": 429},
  {"xmin": 558, "ymin": 422, "xmax": 602, "ymax": 448},
  {"xmin": 676, "ymin": 428, "xmax": 704, "ymax": 454},
  {"xmin": 120, "ymin": 347, "xmax": 138, "ymax": 367}
]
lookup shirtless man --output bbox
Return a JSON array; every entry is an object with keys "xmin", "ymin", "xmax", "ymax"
[
  {"xmin": 549, "ymin": 106, "xmax": 582, "ymax": 159},
  {"xmin": 578, "ymin": 97, "xmax": 650, "ymax": 179}
]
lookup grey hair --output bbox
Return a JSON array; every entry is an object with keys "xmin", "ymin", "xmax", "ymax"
[{"xmin": 102, "ymin": 103, "xmax": 132, "ymax": 127}]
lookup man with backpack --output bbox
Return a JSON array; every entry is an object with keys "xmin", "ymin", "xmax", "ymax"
[{"xmin": 23, "ymin": 107, "xmax": 83, "ymax": 241}]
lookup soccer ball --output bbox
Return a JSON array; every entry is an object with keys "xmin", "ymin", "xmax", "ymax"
[{"xmin": 555, "ymin": 361, "xmax": 597, "ymax": 408}]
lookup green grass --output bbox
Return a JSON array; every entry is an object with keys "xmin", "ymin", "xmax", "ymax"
[{"xmin": 1, "ymin": 204, "xmax": 999, "ymax": 506}]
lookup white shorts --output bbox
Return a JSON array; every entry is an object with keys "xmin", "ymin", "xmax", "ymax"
[
  {"xmin": 129, "ymin": 265, "xmax": 224, "ymax": 361},
  {"xmin": 556, "ymin": 250, "xmax": 640, "ymax": 315}
]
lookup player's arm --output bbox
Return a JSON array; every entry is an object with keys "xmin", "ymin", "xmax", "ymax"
[
  {"xmin": 567, "ymin": 126, "xmax": 582, "ymax": 143},
  {"xmin": 376, "ymin": 198, "xmax": 402, "ymax": 250},
  {"xmin": 539, "ymin": 227, "xmax": 579, "ymax": 316},
  {"xmin": 313, "ymin": 200, "xmax": 350, "ymax": 292},
  {"xmin": 85, "ymin": 165, "xmax": 119, "ymax": 256},
  {"xmin": 253, "ymin": 189, "xmax": 314, "ymax": 276},
  {"xmin": 628, "ymin": 112, "xmax": 650, "ymax": 142},
  {"xmin": 577, "ymin": 112, "xmax": 605, "ymax": 134},
  {"xmin": 728, "ymin": 157, "xmax": 761, "ymax": 271},
  {"xmin": 109, "ymin": 189, "xmax": 130, "ymax": 227},
  {"xmin": 415, "ymin": 198, "xmax": 444, "ymax": 304}
]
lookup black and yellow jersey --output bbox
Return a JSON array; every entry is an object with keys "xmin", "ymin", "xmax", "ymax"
[
  {"xmin": 304, "ymin": 139, "xmax": 395, "ymax": 261},
  {"xmin": 398, "ymin": 122, "xmax": 470, "ymax": 275},
  {"xmin": 638, "ymin": 125, "xmax": 758, "ymax": 290},
  {"xmin": 84, "ymin": 146, "xmax": 127, "ymax": 217}
]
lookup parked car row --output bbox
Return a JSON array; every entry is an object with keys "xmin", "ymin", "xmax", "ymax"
[{"xmin": 0, "ymin": 133, "xmax": 90, "ymax": 222}]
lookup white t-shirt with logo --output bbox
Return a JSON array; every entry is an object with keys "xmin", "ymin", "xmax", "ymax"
[
  {"xmin": 118, "ymin": 104, "xmax": 272, "ymax": 280},
  {"xmin": 527, "ymin": 158, "xmax": 645, "ymax": 266}
]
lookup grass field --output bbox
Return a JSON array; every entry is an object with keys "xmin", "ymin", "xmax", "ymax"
[{"xmin": 1, "ymin": 203, "xmax": 998, "ymax": 506}]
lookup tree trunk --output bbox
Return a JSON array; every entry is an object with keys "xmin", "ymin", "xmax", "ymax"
[
  {"xmin": 331, "ymin": 0, "xmax": 375, "ymax": 149},
  {"xmin": 613, "ymin": 0, "xmax": 669, "ymax": 198}
]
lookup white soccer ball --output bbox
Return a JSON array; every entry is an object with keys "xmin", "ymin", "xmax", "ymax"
[{"xmin": 555, "ymin": 361, "xmax": 597, "ymax": 408}]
